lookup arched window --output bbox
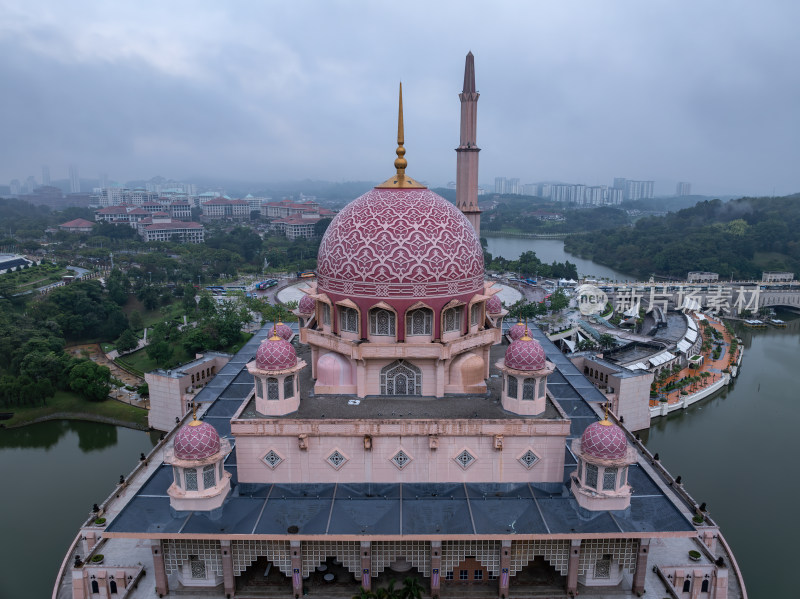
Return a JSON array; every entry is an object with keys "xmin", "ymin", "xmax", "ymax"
[
  {"xmin": 218, "ymin": 461, "xmax": 224, "ymax": 479},
  {"xmin": 683, "ymin": 579, "xmax": 691, "ymax": 593},
  {"xmin": 91, "ymin": 580, "xmax": 99, "ymax": 594},
  {"xmin": 284, "ymin": 374, "xmax": 294, "ymax": 398},
  {"xmin": 380, "ymin": 360, "xmax": 422, "ymax": 395},
  {"xmin": 470, "ymin": 303, "xmax": 482, "ymax": 326},
  {"xmin": 443, "ymin": 306, "xmax": 464, "ymax": 333},
  {"xmin": 701, "ymin": 579, "xmax": 710, "ymax": 593},
  {"xmin": 577, "ymin": 459, "xmax": 583, "ymax": 481},
  {"xmin": 109, "ymin": 580, "xmax": 118, "ymax": 594},
  {"xmin": 538, "ymin": 378, "xmax": 546, "ymax": 397},
  {"xmin": 339, "ymin": 306, "xmax": 359, "ymax": 333},
  {"xmin": 185, "ymin": 468, "xmax": 198, "ymax": 491},
  {"xmin": 173, "ymin": 466, "xmax": 182, "ymax": 488},
  {"xmin": 203, "ymin": 464, "xmax": 216, "ymax": 489},
  {"xmin": 406, "ymin": 308, "xmax": 432, "ymax": 336},
  {"xmin": 589, "ymin": 368, "xmax": 594, "ymax": 378},
  {"xmin": 267, "ymin": 377, "xmax": 279, "ymax": 400},
  {"xmin": 603, "ymin": 466, "xmax": 618, "ymax": 490},
  {"xmin": 507, "ymin": 375, "xmax": 518, "ymax": 398},
  {"xmin": 321, "ymin": 303, "xmax": 331, "ymax": 325},
  {"xmin": 369, "ymin": 308, "xmax": 395, "ymax": 336},
  {"xmin": 522, "ymin": 378, "xmax": 536, "ymax": 400},
  {"xmin": 585, "ymin": 463, "xmax": 598, "ymax": 489}
]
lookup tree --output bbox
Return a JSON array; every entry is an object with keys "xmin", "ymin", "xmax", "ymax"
[
  {"xmin": 598, "ymin": 333, "xmax": 616, "ymax": 350},
  {"xmin": 129, "ymin": 310, "xmax": 144, "ymax": 331},
  {"xmin": 146, "ymin": 339, "xmax": 173, "ymax": 368},
  {"xmin": 115, "ymin": 328, "xmax": 139, "ymax": 353},
  {"xmin": 68, "ymin": 360, "xmax": 111, "ymax": 402},
  {"xmin": 106, "ymin": 268, "xmax": 130, "ymax": 305},
  {"xmin": 400, "ymin": 576, "xmax": 425, "ymax": 599},
  {"xmin": 314, "ymin": 218, "xmax": 332, "ymax": 238}
]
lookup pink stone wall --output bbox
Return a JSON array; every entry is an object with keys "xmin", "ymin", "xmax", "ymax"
[{"xmin": 232, "ymin": 419, "xmax": 569, "ymax": 485}]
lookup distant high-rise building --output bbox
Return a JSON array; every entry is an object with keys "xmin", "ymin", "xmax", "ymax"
[
  {"xmin": 25, "ymin": 176, "xmax": 37, "ymax": 193},
  {"xmin": 69, "ymin": 165, "xmax": 80, "ymax": 193},
  {"xmin": 42, "ymin": 165, "xmax": 50, "ymax": 185},
  {"xmin": 613, "ymin": 177, "xmax": 627, "ymax": 190},
  {"xmin": 522, "ymin": 183, "xmax": 538, "ymax": 196},
  {"xmin": 9, "ymin": 179, "xmax": 21, "ymax": 195},
  {"xmin": 676, "ymin": 182, "xmax": 691, "ymax": 196},
  {"xmin": 100, "ymin": 172, "xmax": 109, "ymax": 189},
  {"xmin": 494, "ymin": 177, "xmax": 507, "ymax": 194},
  {"xmin": 616, "ymin": 179, "xmax": 654, "ymax": 201}
]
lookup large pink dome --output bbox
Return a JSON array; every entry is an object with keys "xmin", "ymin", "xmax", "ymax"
[
  {"xmin": 174, "ymin": 421, "xmax": 221, "ymax": 460},
  {"xmin": 505, "ymin": 336, "xmax": 547, "ymax": 371},
  {"xmin": 255, "ymin": 336, "xmax": 297, "ymax": 371},
  {"xmin": 508, "ymin": 322, "xmax": 526, "ymax": 340},
  {"xmin": 581, "ymin": 420, "xmax": 628, "ymax": 460},
  {"xmin": 298, "ymin": 294, "xmax": 315, "ymax": 314},
  {"xmin": 487, "ymin": 295, "xmax": 502, "ymax": 314},
  {"xmin": 316, "ymin": 188, "xmax": 484, "ymax": 301}
]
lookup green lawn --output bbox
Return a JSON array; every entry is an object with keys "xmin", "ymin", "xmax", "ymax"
[
  {"xmin": 1, "ymin": 390, "xmax": 148, "ymax": 429},
  {"xmin": 122, "ymin": 296, "xmax": 185, "ymax": 330},
  {"xmin": 116, "ymin": 331, "xmax": 254, "ymax": 374},
  {"xmin": 3, "ymin": 263, "xmax": 69, "ymax": 291}
]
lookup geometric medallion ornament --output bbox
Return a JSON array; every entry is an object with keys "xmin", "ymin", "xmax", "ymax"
[
  {"xmin": 262, "ymin": 450, "xmax": 283, "ymax": 469},
  {"xmin": 454, "ymin": 448, "xmax": 476, "ymax": 470},
  {"xmin": 391, "ymin": 449, "xmax": 412, "ymax": 470},
  {"xmin": 518, "ymin": 449, "xmax": 539, "ymax": 470},
  {"xmin": 326, "ymin": 450, "xmax": 348, "ymax": 470}
]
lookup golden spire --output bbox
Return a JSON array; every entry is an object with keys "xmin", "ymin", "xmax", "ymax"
[
  {"xmin": 600, "ymin": 401, "xmax": 612, "ymax": 426},
  {"xmin": 269, "ymin": 324, "xmax": 281, "ymax": 341},
  {"xmin": 521, "ymin": 318, "xmax": 532, "ymax": 341},
  {"xmin": 189, "ymin": 402, "xmax": 201, "ymax": 426},
  {"xmin": 377, "ymin": 82, "xmax": 425, "ymax": 189}
]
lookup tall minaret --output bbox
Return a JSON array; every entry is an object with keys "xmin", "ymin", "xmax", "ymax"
[{"xmin": 456, "ymin": 51, "xmax": 481, "ymax": 235}]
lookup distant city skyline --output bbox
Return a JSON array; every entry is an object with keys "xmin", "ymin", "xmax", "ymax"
[{"xmin": 2, "ymin": 1, "xmax": 799, "ymax": 197}]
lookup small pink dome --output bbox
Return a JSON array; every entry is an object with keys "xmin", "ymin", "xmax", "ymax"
[
  {"xmin": 505, "ymin": 336, "xmax": 547, "ymax": 371},
  {"xmin": 255, "ymin": 336, "xmax": 297, "ymax": 370},
  {"xmin": 298, "ymin": 295, "xmax": 315, "ymax": 314},
  {"xmin": 581, "ymin": 420, "xmax": 628, "ymax": 460},
  {"xmin": 174, "ymin": 421, "xmax": 221, "ymax": 460},
  {"xmin": 274, "ymin": 322, "xmax": 293, "ymax": 340},
  {"xmin": 508, "ymin": 322, "xmax": 526, "ymax": 340},
  {"xmin": 486, "ymin": 295, "xmax": 503, "ymax": 314}
]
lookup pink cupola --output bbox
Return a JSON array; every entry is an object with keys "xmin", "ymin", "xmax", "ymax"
[
  {"xmin": 247, "ymin": 333, "xmax": 306, "ymax": 415},
  {"xmin": 298, "ymin": 294, "xmax": 315, "ymax": 315},
  {"xmin": 507, "ymin": 321, "xmax": 526, "ymax": 341},
  {"xmin": 273, "ymin": 321, "xmax": 294, "ymax": 342},
  {"xmin": 496, "ymin": 329, "xmax": 554, "ymax": 416},
  {"xmin": 570, "ymin": 413, "xmax": 636, "ymax": 515},
  {"xmin": 486, "ymin": 295, "xmax": 502, "ymax": 314},
  {"xmin": 166, "ymin": 414, "xmax": 232, "ymax": 516}
]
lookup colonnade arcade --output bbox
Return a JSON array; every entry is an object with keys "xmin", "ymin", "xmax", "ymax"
[{"xmin": 150, "ymin": 537, "xmax": 651, "ymax": 596}]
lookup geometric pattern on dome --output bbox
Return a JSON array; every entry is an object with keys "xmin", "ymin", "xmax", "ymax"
[
  {"xmin": 391, "ymin": 449, "xmax": 412, "ymax": 470},
  {"xmin": 508, "ymin": 323, "xmax": 526, "ymax": 340},
  {"xmin": 326, "ymin": 449, "xmax": 348, "ymax": 470},
  {"xmin": 262, "ymin": 450, "xmax": 283, "ymax": 469},
  {"xmin": 580, "ymin": 421, "xmax": 628, "ymax": 460},
  {"xmin": 505, "ymin": 337, "xmax": 547, "ymax": 371},
  {"xmin": 486, "ymin": 295, "xmax": 503, "ymax": 314},
  {"xmin": 453, "ymin": 448, "xmax": 476, "ymax": 470},
  {"xmin": 255, "ymin": 337, "xmax": 297, "ymax": 371},
  {"xmin": 273, "ymin": 323, "xmax": 293, "ymax": 341},
  {"xmin": 298, "ymin": 294, "xmax": 316, "ymax": 314},
  {"xmin": 316, "ymin": 188, "xmax": 484, "ymax": 299},
  {"xmin": 518, "ymin": 449, "xmax": 540, "ymax": 469},
  {"xmin": 173, "ymin": 421, "xmax": 221, "ymax": 460}
]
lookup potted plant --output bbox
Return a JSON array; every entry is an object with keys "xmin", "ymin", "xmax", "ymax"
[
  {"xmin": 692, "ymin": 514, "xmax": 704, "ymax": 525},
  {"xmin": 688, "ymin": 550, "xmax": 701, "ymax": 562},
  {"xmin": 94, "ymin": 517, "xmax": 106, "ymax": 526},
  {"xmin": 91, "ymin": 554, "xmax": 105, "ymax": 565}
]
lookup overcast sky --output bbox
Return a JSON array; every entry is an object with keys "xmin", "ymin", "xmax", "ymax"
[{"xmin": 2, "ymin": 0, "xmax": 799, "ymax": 196}]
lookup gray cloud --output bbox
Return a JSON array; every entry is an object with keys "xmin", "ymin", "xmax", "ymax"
[{"xmin": 2, "ymin": 0, "xmax": 799, "ymax": 196}]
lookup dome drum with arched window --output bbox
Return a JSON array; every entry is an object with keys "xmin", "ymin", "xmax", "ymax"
[
  {"xmin": 570, "ymin": 418, "xmax": 637, "ymax": 514},
  {"xmin": 496, "ymin": 333, "xmax": 554, "ymax": 416},
  {"xmin": 247, "ymin": 335, "xmax": 307, "ymax": 416},
  {"xmin": 166, "ymin": 418, "xmax": 232, "ymax": 516}
]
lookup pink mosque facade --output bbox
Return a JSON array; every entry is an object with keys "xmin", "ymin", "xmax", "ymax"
[{"xmin": 59, "ymin": 55, "xmax": 743, "ymax": 599}]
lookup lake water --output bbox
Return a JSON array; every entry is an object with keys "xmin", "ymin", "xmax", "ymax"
[
  {"xmin": 0, "ymin": 421, "xmax": 158, "ymax": 599},
  {"xmin": 2, "ymin": 238, "xmax": 790, "ymax": 597}
]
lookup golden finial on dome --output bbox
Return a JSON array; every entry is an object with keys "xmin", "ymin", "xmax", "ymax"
[
  {"xmin": 189, "ymin": 402, "xmax": 202, "ymax": 427},
  {"xmin": 521, "ymin": 318, "xmax": 532, "ymax": 341},
  {"xmin": 269, "ymin": 324, "xmax": 281, "ymax": 341},
  {"xmin": 600, "ymin": 401, "xmax": 613, "ymax": 426},
  {"xmin": 377, "ymin": 82, "xmax": 426, "ymax": 189}
]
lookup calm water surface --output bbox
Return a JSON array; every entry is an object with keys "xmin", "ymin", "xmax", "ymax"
[
  {"xmin": 2, "ymin": 240, "xmax": 790, "ymax": 597},
  {"xmin": 0, "ymin": 421, "xmax": 157, "ymax": 599}
]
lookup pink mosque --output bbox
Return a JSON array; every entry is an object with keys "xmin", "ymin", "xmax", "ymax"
[{"xmin": 57, "ymin": 54, "xmax": 744, "ymax": 599}]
